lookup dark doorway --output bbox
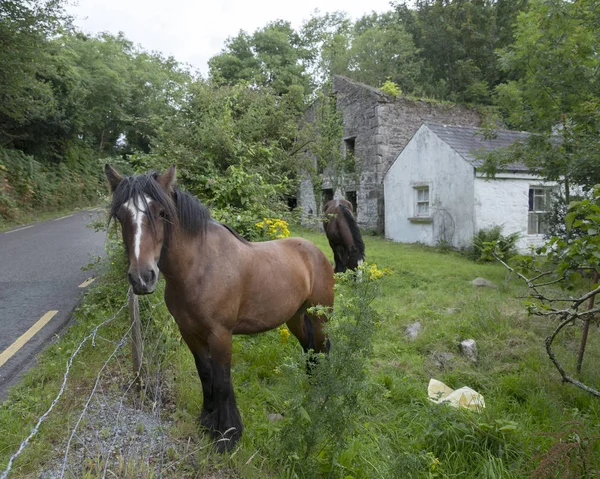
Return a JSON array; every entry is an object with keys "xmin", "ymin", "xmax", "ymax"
[
  {"xmin": 346, "ymin": 191, "xmax": 357, "ymax": 212},
  {"xmin": 322, "ymin": 189, "xmax": 334, "ymax": 208}
]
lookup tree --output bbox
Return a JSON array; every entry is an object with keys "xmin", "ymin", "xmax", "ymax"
[
  {"xmin": 209, "ymin": 21, "xmax": 312, "ymax": 95},
  {"xmin": 482, "ymin": 0, "xmax": 600, "ymax": 234},
  {"xmin": 134, "ymin": 80, "xmax": 310, "ymax": 234},
  {"xmin": 207, "ymin": 31, "xmax": 261, "ymax": 86},
  {"xmin": 346, "ymin": 12, "xmax": 420, "ymax": 93},
  {"xmin": 0, "ymin": 0, "xmax": 73, "ymax": 158},
  {"xmin": 394, "ymin": 0, "xmax": 529, "ymax": 102},
  {"xmin": 492, "ymin": 0, "xmax": 600, "ymax": 193},
  {"xmin": 299, "ymin": 11, "xmax": 353, "ymax": 85}
]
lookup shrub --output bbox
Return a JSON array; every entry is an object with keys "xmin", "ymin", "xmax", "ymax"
[
  {"xmin": 380, "ymin": 80, "xmax": 402, "ymax": 97},
  {"xmin": 274, "ymin": 263, "xmax": 391, "ymax": 478},
  {"xmin": 469, "ymin": 225, "xmax": 520, "ymax": 262}
]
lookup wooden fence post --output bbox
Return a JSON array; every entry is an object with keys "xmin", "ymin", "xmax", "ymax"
[{"xmin": 129, "ymin": 287, "xmax": 142, "ymax": 387}]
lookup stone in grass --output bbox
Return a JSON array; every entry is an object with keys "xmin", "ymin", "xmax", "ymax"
[
  {"xmin": 471, "ymin": 277, "xmax": 497, "ymax": 289},
  {"xmin": 268, "ymin": 413, "xmax": 284, "ymax": 422},
  {"xmin": 459, "ymin": 339, "xmax": 478, "ymax": 363},
  {"xmin": 432, "ymin": 351, "xmax": 455, "ymax": 370},
  {"xmin": 404, "ymin": 321, "xmax": 423, "ymax": 341}
]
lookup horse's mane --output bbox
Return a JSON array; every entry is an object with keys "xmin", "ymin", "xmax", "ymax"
[
  {"xmin": 340, "ymin": 204, "xmax": 365, "ymax": 260},
  {"xmin": 108, "ymin": 173, "xmax": 211, "ymax": 241}
]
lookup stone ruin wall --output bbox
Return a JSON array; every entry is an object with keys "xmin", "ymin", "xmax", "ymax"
[{"xmin": 332, "ymin": 76, "xmax": 482, "ymax": 232}]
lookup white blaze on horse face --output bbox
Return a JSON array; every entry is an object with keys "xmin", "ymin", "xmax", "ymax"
[{"xmin": 124, "ymin": 196, "xmax": 152, "ymax": 261}]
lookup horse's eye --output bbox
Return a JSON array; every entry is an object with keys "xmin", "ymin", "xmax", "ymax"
[{"xmin": 159, "ymin": 210, "xmax": 166, "ymax": 218}]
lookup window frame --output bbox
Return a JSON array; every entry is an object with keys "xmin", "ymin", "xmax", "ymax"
[
  {"xmin": 413, "ymin": 184, "xmax": 431, "ymax": 218},
  {"xmin": 528, "ymin": 186, "xmax": 553, "ymax": 235}
]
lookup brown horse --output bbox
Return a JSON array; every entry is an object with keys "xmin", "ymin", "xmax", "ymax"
[
  {"xmin": 323, "ymin": 199, "xmax": 365, "ymax": 273},
  {"xmin": 105, "ymin": 164, "xmax": 334, "ymax": 452}
]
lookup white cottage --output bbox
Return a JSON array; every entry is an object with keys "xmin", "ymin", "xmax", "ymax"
[{"xmin": 383, "ymin": 123, "xmax": 555, "ymax": 251}]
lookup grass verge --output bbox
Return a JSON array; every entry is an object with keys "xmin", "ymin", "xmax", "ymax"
[{"xmin": 0, "ymin": 204, "xmax": 103, "ymax": 233}]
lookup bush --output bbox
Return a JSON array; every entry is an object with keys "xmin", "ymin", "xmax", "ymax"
[
  {"xmin": 468, "ymin": 225, "xmax": 520, "ymax": 262},
  {"xmin": 380, "ymin": 80, "xmax": 402, "ymax": 97},
  {"xmin": 274, "ymin": 263, "xmax": 391, "ymax": 478}
]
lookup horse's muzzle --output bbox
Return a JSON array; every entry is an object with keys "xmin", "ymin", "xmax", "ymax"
[{"xmin": 128, "ymin": 267, "xmax": 158, "ymax": 295}]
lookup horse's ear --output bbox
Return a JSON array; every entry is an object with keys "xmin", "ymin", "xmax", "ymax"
[
  {"xmin": 157, "ymin": 164, "xmax": 176, "ymax": 192},
  {"xmin": 105, "ymin": 164, "xmax": 123, "ymax": 192}
]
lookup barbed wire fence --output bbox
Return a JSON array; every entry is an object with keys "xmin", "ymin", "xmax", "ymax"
[{"xmin": 0, "ymin": 282, "xmax": 206, "ymax": 479}]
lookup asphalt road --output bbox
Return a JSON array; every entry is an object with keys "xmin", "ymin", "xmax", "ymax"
[{"xmin": 0, "ymin": 210, "xmax": 107, "ymax": 397}]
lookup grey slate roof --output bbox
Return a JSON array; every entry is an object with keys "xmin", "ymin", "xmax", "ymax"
[{"xmin": 425, "ymin": 123, "xmax": 530, "ymax": 172}]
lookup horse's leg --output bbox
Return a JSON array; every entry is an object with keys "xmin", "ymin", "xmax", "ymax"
[
  {"xmin": 333, "ymin": 245, "xmax": 348, "ymax": 273},
  {"xmin": 305, "ymin": 312, "xmax": 330, "ymax": 354},
  {"xmin": 207, "ymin": 329, "xmax": 243, "ymax": 453},
  {"xmin": 193, "ymin": 346, "xmax": 216, "ymax": 430},
  {"xmin": 180, "ymin": 334, "xmax": 216, "ymax": 431},
  {"xmin": 286, "ymin": 311, "xmax": 312, "ymax": 353},
  {"xmin": 287, "ymin": 311, "xmax": 331, "ymax": 374},
  {"xmin": 328, "ymin": 240, "xmax": 343, "ymax": 273}
]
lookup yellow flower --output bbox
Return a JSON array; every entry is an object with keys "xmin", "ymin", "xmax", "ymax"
[
  {"xmin": 279, "ymin": 326, "xmax": 291, "ymax": 344},
  {"xmin": 255, "ymin": 217, "xmax": 290, "ymax": 240},
  {"xmin": 354, "ymin": 263, "xmax": 393, "ymax": 282}
]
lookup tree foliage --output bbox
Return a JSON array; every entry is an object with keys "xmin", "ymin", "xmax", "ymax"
[
  {"xmin": 209, "ymin": 21, "xmax": 312, "ymax": 95},
  {"xmin": 394, "ymin": 0, "xmax": 529, "ymax": 102},
  {"xmin": 491, "ymin": 0, "xmax": 600, "ymax": 192}
]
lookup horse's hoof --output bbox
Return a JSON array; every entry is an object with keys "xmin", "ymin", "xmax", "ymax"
[
  {"xmin": 199, "ymin": 409, "xmax": 216, "ymax": 431},
  {"xmin": 213, "ymin": 428, "xmax": 241, "ymax": 453}
]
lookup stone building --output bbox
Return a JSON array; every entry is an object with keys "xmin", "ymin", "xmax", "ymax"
[{"xmin": 299, "ymin": 76, "xmax": 481, "ymax": 232}]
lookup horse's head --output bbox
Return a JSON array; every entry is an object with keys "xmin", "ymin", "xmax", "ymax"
[{"xmin": 105, "ymin": 164, "xmax": 177, "ymax": 295}]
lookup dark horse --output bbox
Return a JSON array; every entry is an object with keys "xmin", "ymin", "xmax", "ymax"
[
  {"xmin": 105, "ymin": 164, "xmax": 334, "ymax": 452},
  {"xmin": 323, "ymin": 199, "xmax": 365, "ymax": 273}
]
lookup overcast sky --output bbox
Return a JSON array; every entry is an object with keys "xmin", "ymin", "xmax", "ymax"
[{"xmin": 65, "ymin": 0, "xmax": 394, "ymax": 76}]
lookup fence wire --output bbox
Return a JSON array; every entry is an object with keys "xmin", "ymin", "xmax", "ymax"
[
  {"xmin": 0, "ymin": 299, "xmax": 129, "ymax": 479},
  {"xmin": 1, "ymin": 281, "xmax": 202, "ymax": 479}
]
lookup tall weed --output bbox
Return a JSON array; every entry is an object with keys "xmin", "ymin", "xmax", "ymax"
[{"xmin": 274, "ymin": 264, "xmax": 390, "ymax": 478}]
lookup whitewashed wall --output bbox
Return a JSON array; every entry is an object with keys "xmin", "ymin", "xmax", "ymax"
[
  {"xmin": 384, "ymin": 125, "xmax": 476, "ymax": 248},
  {"xmin": 474, "ymin": 173, "xmax": 556, "ymax": 252}
]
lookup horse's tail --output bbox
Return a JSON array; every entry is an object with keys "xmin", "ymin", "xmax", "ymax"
[{"xmin": 340, "ymin": 205, "xmax": 365, "ymax": 265}]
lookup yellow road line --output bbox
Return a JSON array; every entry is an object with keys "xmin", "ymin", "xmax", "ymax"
[
  {"xmin": 5, "ymin": 225, "xmax": 33, "ymax": 234},
  {"xmin": 53, "ymin": 214, "xmax": 73, "ymax": 221},
  {"xmin": 0, "ymin": 310, "xmax": 59, "ymax": 369},
  {"xmin": 78, "ymin": 277, "xmax": 96, "ymax": 288}
]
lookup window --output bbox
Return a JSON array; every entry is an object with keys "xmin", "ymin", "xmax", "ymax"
[
  {"xmin": 344, "ymin": 137, "xmax": 356, "ymax": 173},
  {"xmin": 344, "ymin": 137, "xmax": 355, "ymax": 157},
  {"xmin": 415, "ymin": 186, "xmax": 430, "ymax": 217},
  {"xmin": 528, "ymin": 187, "xmax": 552, "ymax": 234}
]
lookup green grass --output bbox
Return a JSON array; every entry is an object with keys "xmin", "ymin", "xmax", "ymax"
[{"xmin": 1, "ymin": 227, "xmax": 599, "ymax": 478}]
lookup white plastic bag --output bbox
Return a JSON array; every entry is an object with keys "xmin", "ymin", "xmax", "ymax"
[{"xmin": 428, "ymin": 378, "xmax": 485, "ymax": 411}]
